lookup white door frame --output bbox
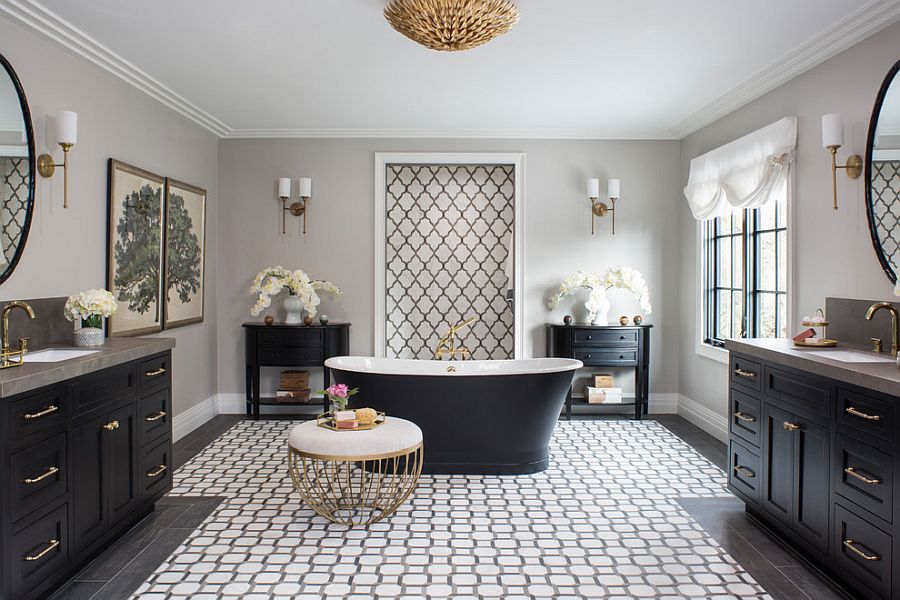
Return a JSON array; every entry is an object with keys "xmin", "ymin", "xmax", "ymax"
[{"xmin": 374, "ymin": 152, "xmax": 525, "ymax": 359}]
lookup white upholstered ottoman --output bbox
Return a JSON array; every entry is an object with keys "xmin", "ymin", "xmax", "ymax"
[{"xmin": 287, "ymin": 417, "xmax": 423, "ymax": 526}]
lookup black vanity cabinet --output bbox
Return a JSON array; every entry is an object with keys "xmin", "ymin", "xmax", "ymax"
[
  {"xmin": 728, "ymin": 349, "xmax": 899, "ymax": 599},
  {"xmin": 0, "ymin": 350, "xmax": 173, "ymax": 600}
]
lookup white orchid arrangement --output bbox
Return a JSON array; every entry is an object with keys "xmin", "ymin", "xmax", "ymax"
[
  {"xmin": 65, "ymin": 289, "xmax": 117, "ymax": 329},
  {"xmin": 548, "ymin": 267, "xmax": 652, "ymax": 320},
  {"xmin": 250, "ymin": 266, "xmax": 341, "ymax": 318}
]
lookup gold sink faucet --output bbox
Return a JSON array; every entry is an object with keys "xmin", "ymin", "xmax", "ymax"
[
  {"xmin": 866, "ymin": 302, "xmax": 900, "ymax": 356},
  {"xmin": 433, "ymin": 317, "xmax": 477, "ymax": 360},
  {"xmin": 1, "ymin": 300, "xmax": 35, "ymax": 369}
]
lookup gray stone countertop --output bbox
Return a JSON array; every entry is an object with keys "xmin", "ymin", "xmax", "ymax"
[
  {"xmin": 725, "ymin": 338, "xmax": 900, "ymax": 397},
  {"xmin": 0, "ymin": 337, "xmax": 175, "ymax": 398}
]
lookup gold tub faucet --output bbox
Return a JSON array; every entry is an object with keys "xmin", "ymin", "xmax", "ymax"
[
  {"xmin": 1, "ymin": 300, "xmax": 35, "ymax": 368},
  {"xmin": 434, "ymin": 317, "xmax": 477, "ymax": 360},
  {"xmin": 866, "ymin": 302, "xmax": 900, "ymax": 356}
]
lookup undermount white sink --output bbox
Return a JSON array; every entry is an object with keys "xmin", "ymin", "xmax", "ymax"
[
  {"xmin": 794, "ymin": 349, "xmax": 896, "ymax": 363},
  {"xmin": 23, "ymin": 348, "xmax": 100, "ymax": 363}
]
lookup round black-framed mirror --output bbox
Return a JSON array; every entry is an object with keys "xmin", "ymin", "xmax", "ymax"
[
  {"xmin": 0, "ymin": 52, "xmax": 35, "ymax": 286},
  {"xmin": 865, "ymin": 59, "xmax": 900, "ymax": 285}
]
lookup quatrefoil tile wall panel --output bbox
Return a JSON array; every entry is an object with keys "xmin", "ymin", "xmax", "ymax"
[
  {"xmin": 0, "ymin": 158, "xmax": 28, "ymax": 262},
  {"xmin": 872, "ymin": 160, "xmax": 900, "ymax": 272},
  {"xmin": 384, "ymin": 164, "xmax": 515, "ymax": 359}
]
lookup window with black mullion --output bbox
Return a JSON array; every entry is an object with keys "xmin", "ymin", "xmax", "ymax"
[{"xmin": 706, "ymin": 210, "xmax": 747, "ymax": 346}]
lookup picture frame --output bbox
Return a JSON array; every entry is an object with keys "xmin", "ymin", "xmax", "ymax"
[
  {"xmin": 106, "ymin": 159, "xmax": 165, "ymax": 337},
  {"xmin": 162, "ymin": 178, "xmax": 206, "ymax": 329}
]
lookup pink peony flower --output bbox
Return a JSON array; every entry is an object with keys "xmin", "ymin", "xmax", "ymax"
[{"xmin": 327, "ymin": 384, "xmax": 349, "ymax": 398}]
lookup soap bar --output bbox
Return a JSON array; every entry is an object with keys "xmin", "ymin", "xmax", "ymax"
[
  {"xmin": 334, "ymin": 410, "xmax": 356, "ymax": 422},
  {"xmin": 336, "ymin": 420, "xmax": 358, "ymax": 430},
  {"xmin": 793, "ymin": 328, "xmax": 816, "ymax": 343}
]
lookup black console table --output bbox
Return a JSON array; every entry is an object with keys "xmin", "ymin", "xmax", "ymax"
[
  {"xmin": 546, "ymin": 324, "xmax": 652, "ymax": 420},
  {"xmin": 243, "ymin": 323, "xmax": 350, "ymax": 419}
]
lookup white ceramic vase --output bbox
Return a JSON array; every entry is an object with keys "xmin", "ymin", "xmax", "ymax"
[
  {"xmin": 588, "ymin": 294, "xmax": 611, "ymax": 326},
  {"xmin": 283, "ymin": 294, "xmax": 304, "ymax": 324},
  {"xmin": 73, "ymin": 327, "xmax": 104, "ymax": 347}
]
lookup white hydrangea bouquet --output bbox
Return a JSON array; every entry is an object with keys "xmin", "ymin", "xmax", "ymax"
[
  {"xmin": 547, "ymin": 267, "xmax": 652, "ymax": 325},
  {"xmin": 250, "ymin": 266, "xmax": 341, "ymax": 322},
  {"xmin": 64, "ymin": 289, "xmax": 117, "ymax": 329}
]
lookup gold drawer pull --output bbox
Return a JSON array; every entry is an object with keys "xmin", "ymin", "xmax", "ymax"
[
  {"xmin": 734, "ymin": 411, "xmax": 756, "ymax": 423},
  {"xmin": 147, "ymin": 464, "xmax": 167, "ymax": 478},
  {"xmin": 845, "ymin": 467, "xmax": 882, "ymax": 485},
  {"xmin": 733, "ymin": 465, "xmax": 755, "ymax": 478},
  {"xmin": 734, "ymin": 368, "xmax": 757, "ymax": 379},
  {"xmin": 845, "ymin": 407, "xmax": 881, "ymax": 421},
  {"xmin": 843, "ymin": 539, "xmax": 881, "ymax": 561},
  {"xmin": 144, "ymin": 367, "xmax": 167, "ymax": 377},
  {"xmin": 102, "ymin": 420, "xmax": 120, "ymax": 432},
  {"xmin": 22, "ymin": 405, "xmax": 59, "ymax": 420},
  {"xmin": 783, "ymin": 421, "xmax": 801, "ymax": 432},
  {"xmin": 145, "ymin": 411, "xmax": 167, "ymax": 422},
  {"xmin": 22, "ymin": 466, "xmax": 59, "ymax": 485},
  {"xmin": 23, "ymin": 539, "xmax": 60, "ymax": 562}
]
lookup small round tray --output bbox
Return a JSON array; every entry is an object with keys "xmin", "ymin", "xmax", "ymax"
[
  {"xmin": 316, "ymin": 411, "xmax": 386, "ymax": 432},
  {"xmin": 793, "ymin": 338, "xmax": 837, "ymax": 348},
  {"xmin": 800, "ymin": 320, "xmax": 830, "ymax": 328}
]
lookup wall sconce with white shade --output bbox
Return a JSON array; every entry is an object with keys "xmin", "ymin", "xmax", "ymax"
[
  {"xmin": 279, "ymin": 177, "xmax": 312, "ymax": 234},
  {"xmin": 587, "ymin": 178, "xmax": 620, "ymax": 234},
  {"xmin": 37, "ymin": 110, "xmax": 77, "ymax": 208},
  {"xmin": 821, "ymin": 113, "xmax": 861, "ymax": 210}
]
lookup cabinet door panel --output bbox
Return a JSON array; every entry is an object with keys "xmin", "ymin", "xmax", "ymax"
[
  {"xmin": 762, "ymin": 404, "xmax": 794, "ymax": 525},
  {"xmin": 793, "ymin": 419, "xmax": 830, "ymax": 555},
  {"xmin": 71, "ymin": 414, "xmax": 108, "ymax": 552},
  {"xmin": 107, "ymin": 402, "xmax": 139, "ymax": 526}
]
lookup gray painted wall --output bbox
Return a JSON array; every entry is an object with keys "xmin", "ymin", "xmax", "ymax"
[
  {"xmin": 678, "ymin": 21, "xmax": 900, "ymax": 421},
  {"xmin": 0, "ymin": 17, "xmax": 220, "ymax": 416},
  {"xmin": 217, "ymin": 139, "xmax": 681, "ymax": 400}
]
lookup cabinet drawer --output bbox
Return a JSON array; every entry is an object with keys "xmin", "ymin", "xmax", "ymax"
[
  {"xmin": 573, "ymin": 349, "xmax": 637, "ymax": 365},
  {"xmin": 833, "ymin": 503, "xmax": 891, "ymax": 600},
  {"xmin": 836, "ymin": 387, "xmax": 893, "ymax": 445},
  {"xmin": 139, "ymin": 353, "xmax": 171, "ymax": 394},
  {"xmin": 10, "ymin": 433, "xmax": 67, "ymax": 524},
  {"xmin": 764, "ymin": 366, "xmax": 828, "ymax": 422},
  {"xmin": 258, "ymin": 328, "xmax": 324, "ymax": 348},
  {"xmin": 141, "ymin": 439, "xmax": 172, "ymax": 500},
  {"xmin": 258, "ymin": 347, "xmax": 324, "ymax": 366},
  {"xmin": 572, "ymin": 329, "xmax": 638, "ymax": 346},
  {"xmin": 71, "ymin": 364, "xmax": 135, "ymax": 419},
  {"xmin": 730, "ymin": 388, "xmax": 761, "ymax": 448},
  {"xmin": 9, "ymin": 387, "xmax": 66, "ymax": 444},
  {"xmin": 835, "ymin": 435, "xmax": 893, "ymax": 525},
  {"xmin": 140, "ymin": 389, "xmax": 171, "ymax": 447},
  {"xmin": 10, "ymin": 504, "xmax": 68, "ymax": 600},
  {"xmin": 728, "ymin": 439, "xmax": 761, "ymax": 503},
  {"xmin": 730, "ymin": 355, "xmax": 762, "ymax": 392}
]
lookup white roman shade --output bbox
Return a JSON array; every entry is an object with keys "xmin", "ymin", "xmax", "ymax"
[{"xmin": 684, "ymin": 117, "xmax": 797, "ymax": 221}]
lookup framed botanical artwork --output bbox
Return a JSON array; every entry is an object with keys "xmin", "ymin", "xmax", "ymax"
[
  {"xmin": 106, "ymin": 159, "xmax": 165, "ymax": 337},
  {"xmin": 163, "ymin": 178, "xmax": 206, "ymax": 329}
]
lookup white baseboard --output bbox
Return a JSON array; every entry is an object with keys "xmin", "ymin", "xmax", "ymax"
[
  {"xmin": 216, "ymin": 393, "xmax": 248, "ymax": 414},
  {"xmin": 172, "ymin": 394, "xmax": 218, "ymax": 442},
  {"xmin": 677, "ymin": 394, "xmax": 728, "ymax": 443},
  {"xmin": 648, "ymin": 393, "xmax": 679, "ymax": 414}
]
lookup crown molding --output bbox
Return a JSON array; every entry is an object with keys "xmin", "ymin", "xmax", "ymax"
[
  {"xmin": 222, "ymin": 128, "xmax": 677, "ymax": 140},
  {"xmin": 0, "ymin": 0, "xmax": 231, "ymax": 137},
  {"xmin": 669, "ymin": 0, "xmax": 900, "ymax": 139}
]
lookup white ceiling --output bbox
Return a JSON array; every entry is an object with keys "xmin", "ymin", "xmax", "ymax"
[{"xmin": 5, "ymin": 0, "xmax": 900, "ymax": 139}]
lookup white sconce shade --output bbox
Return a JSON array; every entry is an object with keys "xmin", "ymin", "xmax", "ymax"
[
  {"xmin": 298, "ymin": 177, "xmax": 312, "ymax": 198},
  {"xmin": 278, "ymin": 177, "xmax": 291, "ymax": 199},
  {"xmin": 586, "ymin": 178, "xmax": 600, "ymax": 199},
  {"xmin": 608, "ymin": 178, "xmax": 621, "ymax": 200},
  {"xmin": 57, "ymin": 110, "xmax": 77, "ymax": 145},
  {"xmin": 822, "ymin": 113, "xmax": 843, "ymax": 148}
]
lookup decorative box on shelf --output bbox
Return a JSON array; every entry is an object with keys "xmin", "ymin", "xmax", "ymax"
[{"xmin": 585, "ymin": 386, "xmax": 623, "ymax": 404}]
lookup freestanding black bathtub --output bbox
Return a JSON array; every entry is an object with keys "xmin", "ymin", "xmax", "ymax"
[{"xmin": 325, "ymin": 357, "xmax": 582, "ymax": 475}]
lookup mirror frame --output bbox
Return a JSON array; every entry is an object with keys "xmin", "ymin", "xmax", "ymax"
[
  {"xmin": 0, "ymin": 52, "xmax": 35, "ymax": 286},
  {"xmin": 865, "ymin": 58, "xmax": 900, "ymax": 285}
]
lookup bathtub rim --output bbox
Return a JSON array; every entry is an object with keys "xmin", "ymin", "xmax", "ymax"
[{"xmin": 325, "ymin": 356, "xmax": 583, "ymax": 377}]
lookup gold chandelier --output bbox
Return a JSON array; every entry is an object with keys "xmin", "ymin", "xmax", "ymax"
[{"xmin": 384, "ymin": 0, "xmax": 520, "ymax": 52}]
